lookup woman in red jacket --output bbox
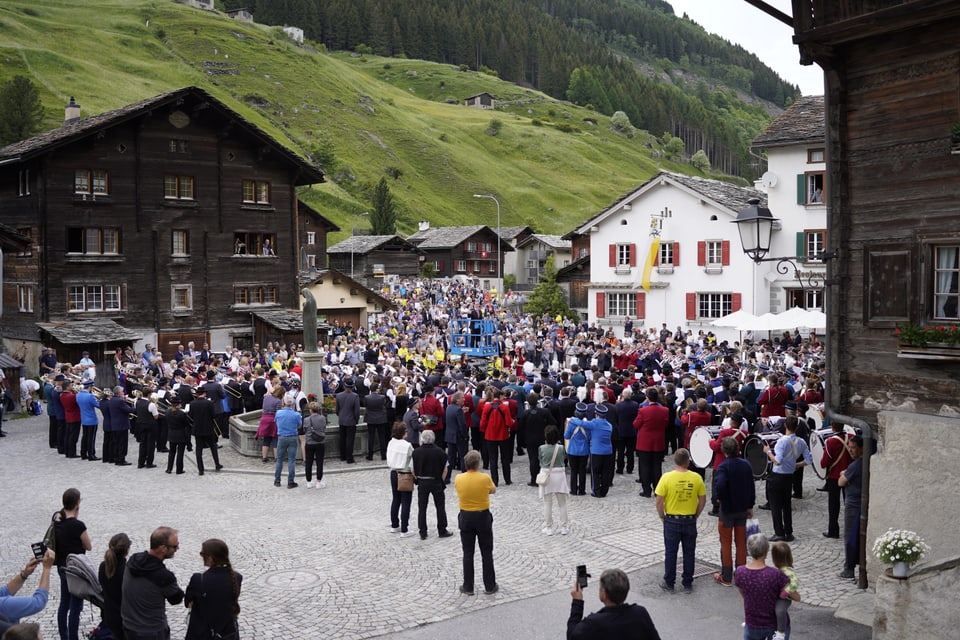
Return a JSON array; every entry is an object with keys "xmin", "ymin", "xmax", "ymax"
[
  {"xmin": 60, "ymin": 380, "xmax": 82, "ymax": 458},
  {"xmin": 757, "ymin": 374, "xmax": 789, "ymax": 418}
]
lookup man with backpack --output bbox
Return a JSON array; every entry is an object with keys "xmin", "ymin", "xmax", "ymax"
[{"xmin": 480, "ymin": 389, "xmax": 515, "ymax": 486}]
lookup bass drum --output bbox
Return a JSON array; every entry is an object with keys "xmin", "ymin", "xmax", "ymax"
[
  {"xmin": 805, "ymin": 405, "xmax": 825, "ymax": 431},
  {"xmin": 810, "ymin": 426, "xmax": 858, "ymax": 479},
  {"xmin": 689, "ymin": 427, "xmax": 716, "ymax": 469},
  {"xmin": 743, "ymin": 433, "xmax": 780, "ymax": 480}
]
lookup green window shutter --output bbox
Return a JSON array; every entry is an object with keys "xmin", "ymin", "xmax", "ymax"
[
  {"xmin": 796, "ymin": 232, "xmax": 807, "ymax": 262},
  {"xmin": 796, "ymin": 174, "xmax": 807, "ymax": 205}
]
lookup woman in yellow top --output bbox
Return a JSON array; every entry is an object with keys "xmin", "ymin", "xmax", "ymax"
[{"xmin": 454, "ymin": 450, "xmax": 498, "ymax": 596}]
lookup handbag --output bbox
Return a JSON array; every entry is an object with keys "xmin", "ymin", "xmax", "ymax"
[
  {"xmin": 746, "ymin": 517, "xmax": 761, "ymax": 538},
  {"xmin": 396, "ymin": 471, "xmax": 414, "ymax": 492},
  {"xmin": 536, "ymin": 444, "xmax": 561, "ymax": 486}
]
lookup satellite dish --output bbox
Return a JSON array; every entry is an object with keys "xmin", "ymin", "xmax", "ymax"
[{"xmin": 761, "ymin": 171, "xmax": 779, "ymax": 188}]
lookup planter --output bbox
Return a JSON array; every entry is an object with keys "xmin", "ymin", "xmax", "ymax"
[
  {"xmin": 891, "ymin": 561, "xmax": 910, "ymax": 579},
  {"xmin": 897, "ymin": 341, "xmax": 960, "ymax": 361}
]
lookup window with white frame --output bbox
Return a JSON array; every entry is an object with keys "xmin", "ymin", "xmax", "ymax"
[
  {"xmin": 607, "ymin": 293, "xmax": 636, "ymax": 317},
  {"xmin": 242, "ymin": 179, "xmax": 270, "ymax": 204},
  {"xmin": 164, "ymin": 175, "xmax": 195, "ymax": 200},
  {"xmin": 805, "ymin": 230, "xmax": 825, "ymax": 261},
  {"xmin": 808, "ymin": 148, "xmax": 825, "ymax": 163},
  {"xmin": 67, "ymin": 284, "xmax": 122, "ymax": 312},
  {"xmin": 172, "ymin": 230, "xmax": 189, "ymax": 256},
  {"xmin": 306, "ymin": 231, "xmax": 316, "ymax": 245},
  {"xmin": 706, "ymin": 241, "xmax": 723, "ymax": 265},
  {"xmin": 19, "ymin": 170, "xmax": 30, "ymax": 196},
  {"xmin": 74, "ymin": 169, "xmax": 109, "ymax": 195},
  {"xmin": 466, "ymin": 241, "xmax": 477, "ymax": 252},
  {"xmin": 172, "ymin": 285, "xmax": 192, "ymax": 311},
  {"xmin": 616, "ymin": 244, "xmax": 632, "ymax": 266},
  {"xmin": 805, "ymin": 289, "xmax": 823, "ymax": 310},
  {"xmin": 933, "ymin": 245, "xmax": 959, "ymax": 320},
  {"xmin": 17, "ymin": 285, "xmax": 33, "ymax": 312},
  {"xmin": 306, "ymin": 254, "xmax": 316, "ymax": 269},
  {"xmin": 67, "ymin": 227, "xmax": 120, "ymax": 255},
  {"xmin": 456, "ymin": 260, "xmax": 467, "ymax": 272},
  {"xmin": 697, "ymin": 293, "xmax": 732, "ymax": 319},
  {"xmin": 659, "ymin": 241, "xmax": 674, "ymax": 266}
]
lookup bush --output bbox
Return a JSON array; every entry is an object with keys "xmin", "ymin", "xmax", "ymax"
[
  {"xmin": 555, "ymin": 123, "xmax": 577, "ymax": 133},
  {"xmin": 691, "ymin": 149, "xmax": 711, "ymax": 171},
  {"xmin": 487, "ymin": 118, "xmax": 503, "ymax": 136},
  {"xmin": 531, "ymin": 118, "xmax": 543, "ymax": 127},
  {"xmin": 382, "ymin": 63, "xmax": 392, "ymax": 70}
]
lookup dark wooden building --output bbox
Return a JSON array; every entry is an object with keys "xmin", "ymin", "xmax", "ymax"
[
  {"xmin": 406, "ymin": 224, "xmax": 513, "ymax": 284},
  {"xmin": 0, "ymin": 87, "xmax": 323, "ymax": 367},
  {"xmin": 297, "ymin": 201, "xmax": 340, "ymax": 272},
  {"xmin": 326, "ymin": 235, "xmax": 421, "ymax": 286}
]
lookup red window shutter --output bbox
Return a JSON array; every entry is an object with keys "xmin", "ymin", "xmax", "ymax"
[
  {"xmin": 629, "ymin": 243, "xmax": 637, "ymax": 267},
  {"xmin": 596, "ymin": 292, "xmax": 606, "ymax": 318},
  {"xmin": 697, "ymin": 241, "xmax": 706, "ymax": 266},
  {"xmin": 722, "ymin": 240, "xmax": 731, "ymax": 266},
  {"xmin": 609, "ymin": 244, "xmax": 616, "ymax": 267},
  {"xmin": 636, "ymin": 292, "xmax": 646, "ymax": 318},
  {"xmin": 686, "ymin": 293, "xmax": 697, "ymax": 320},
  {"xmin": 438, "ymin": 260, "xmax": 445, "ymax": 272},
  {"xmin": 731, "ymin": 293, "xmax": 742, "ymax": 312},
  {"xmin": 673, "ymin": 242, "xmax": 680, "ymax": 266}
]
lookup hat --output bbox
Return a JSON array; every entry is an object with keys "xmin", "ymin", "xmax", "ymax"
[
  {"xmin": 343, "ymin": 377, "xmax": 354, "ymax": 388},
  {"xmin": 784, "ymin": 401, "xmax": 797, "ymax": 412},
  {"xmin": 407, "ymin": 397, "xmax": 421, "ymax": 408},
  {"xmin": 82, "ymin": 380, "xmax": 94, "ymax": 387},
  {"xmin": 574, "ymin": 402, "xmax": 588, "ymax": 417},
  {"xmin": 594, "ymin": 404, "xmax": 608, "ymax": 416},
  {"xmin": 174, "ymin": 369, "xmax": 186, "ymax": 378},
  {"xmin": 54, "ymin": 374, "xmax": 66, "ymax": 382},
  {"xmin": 81, "ymin": 351, "xmax": 90, "ymax": 356},
  {"xmin": 423, "ymin": 385, "xmax": 435, "ymax": 394}
]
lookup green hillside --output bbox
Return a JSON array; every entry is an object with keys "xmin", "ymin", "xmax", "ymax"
[{"xmin": 0, "ymin": 0, "xmax": 742, "ymax": 241}]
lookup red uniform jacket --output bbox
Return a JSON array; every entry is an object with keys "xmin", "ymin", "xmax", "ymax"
[
  {"xmin": 633, "ymin": 402, "xmax": 669, "ymax": 452},
  {"xmin": 421, "ymin": 395, "xmax": 445, "ymax": 431},
  {"xmin": 708, "ymin": 426, "xmax": 747, "ymax": 470},
  {"xmin": 757, "ymin": 385, "xmax": 788, "ymax": 418},
  {"xmin": 681, "ymin": 410, "xmax": 713, "ymax": 449},
  {"xmin": 820, "ymin": 431, "xmax": 853, "ymax": 480}
]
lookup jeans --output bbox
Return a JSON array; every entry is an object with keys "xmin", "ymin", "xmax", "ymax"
[
  {"xmin": 417, "ymin": 479, "xmax": 448, "ymax": 534},
  {"xmin": 662, "ymin": 517, "xmax": 698, "ymax": 588},
  {"xmin": 767, "ymin": 473, "xmax": 794, "ymax": 537},
  {"xmin": 459, "ymin": 509, "xmax": 496, "ymax": 592},
  {"xmin": 390, "ymin": 470, "xmax": 412, "ymax": 532},
  {"xmin": 447, "ymin": 441, "xmax": 467, "ymax": 477},
  {"xmin": 57, "ymin": 565, "xmax": 84, "ymax": 640},
  {"xmin": 844, "ymin": 504, "xmax": 861, "ymax": 570},
  {"xmin": 486, "ymin": 439, "xmax": 512, "ymax": 486},
  {"xmin": 274, "ymin": 435, "xmax": 298, "ymax": 484},
  {"xmin": 304, "ymin": 443, "xmax": 325, "ymax": 482}
]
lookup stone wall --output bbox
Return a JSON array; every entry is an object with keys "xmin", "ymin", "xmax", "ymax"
[{"xmin": 873, "ymin": 558, "xmax": 960, "ymax": 639}]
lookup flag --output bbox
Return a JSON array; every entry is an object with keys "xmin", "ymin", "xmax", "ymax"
[{"xmin": 641, "ymin": 238, "xmax": 661, "ymax": 293}]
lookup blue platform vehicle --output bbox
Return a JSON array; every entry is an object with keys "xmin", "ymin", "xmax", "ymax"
[{"xmin": 449, "ymin": 318, "xmax": 499, "ymax": 362}]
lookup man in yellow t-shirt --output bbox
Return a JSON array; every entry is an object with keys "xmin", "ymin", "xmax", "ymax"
[
  {"xmin": 654, "ymin": 448, "xmax": 706, "ymax": 593},
  {"xmin": 454, "ymin": 450, "xmax": 497, "ymax": 596}
]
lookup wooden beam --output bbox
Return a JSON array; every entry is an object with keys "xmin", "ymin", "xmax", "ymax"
[{"xmin": 741, "ymin": 0, "xmax": 793, "ymax": 27}]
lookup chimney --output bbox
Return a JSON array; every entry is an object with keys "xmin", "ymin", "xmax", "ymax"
[
  {"xmin": 64, "ymin": 97, "xmax": 81, "ymax": 124},
  {"xmin": 418, "ymin": 221, "xmax": 431, "ymax": 232}
]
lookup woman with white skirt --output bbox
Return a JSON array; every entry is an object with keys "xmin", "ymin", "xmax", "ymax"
[{"xmin": 539, "ymin": 424, "xmax": 570, "ymax": 535}]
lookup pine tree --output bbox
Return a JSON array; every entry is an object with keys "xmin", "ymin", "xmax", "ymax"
[
  {"xmin": 369, "ymin": 177, "xmax": 397, "ymax": 235},
  {"xmin": 526, "ymin": 255, "xmax": 573, "ymax": 319},
  {"xmin": 0, "ymin": 76, "xmax": 45, "ymax": 145}
]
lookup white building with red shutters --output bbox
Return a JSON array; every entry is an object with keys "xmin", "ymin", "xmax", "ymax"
[{"xmin": 568, "ymin": 171, "xmax": 770, "ymax": 341}]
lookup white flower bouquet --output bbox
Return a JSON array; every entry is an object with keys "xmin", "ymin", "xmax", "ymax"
[{"xmin": 872, "ymin": 529, "xmax": 930, "ymax": 565}]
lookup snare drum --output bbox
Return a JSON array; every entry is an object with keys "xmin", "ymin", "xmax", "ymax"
[
  {"xmin": 689, "ymin": 427, "xmax": 716, "ymax": 469},
  {"xmin": 743, "ymin": 432, "xmax": 781, "ymax": 480}
]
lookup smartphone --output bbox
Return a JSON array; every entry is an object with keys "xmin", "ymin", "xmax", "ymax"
[
  {"xmin": 576, "ymin": 564, "xmax": 590, "ymax": 589},
  {"xmin": 31, "ymin": 542, "xmax": 46, "ymax": 560}
]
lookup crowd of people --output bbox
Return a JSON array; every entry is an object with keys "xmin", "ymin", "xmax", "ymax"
[{"xmin": 9, "ymin": 275, "xmax": 860, "ymax": 639}]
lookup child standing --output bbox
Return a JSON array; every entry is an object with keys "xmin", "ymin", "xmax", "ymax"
[{"xmin": 771, "ymin": 541, "xmax": 801, "ymax": 640}]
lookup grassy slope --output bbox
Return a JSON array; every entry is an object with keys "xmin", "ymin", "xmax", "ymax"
[{"xmin": 0, "ymin": 0, "xmax": 723, "ymax": 240}]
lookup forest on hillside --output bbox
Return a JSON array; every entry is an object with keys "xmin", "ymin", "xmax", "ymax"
[{"xmin": 220, "ymin": 0, "xmax": 799, "ymax": 179}]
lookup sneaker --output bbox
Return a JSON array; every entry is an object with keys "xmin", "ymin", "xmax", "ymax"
[
  {"xmin": 783, "ymin": 535, "xmax": 795, "ymax": 542},
  {"xmin": 559, "ymin": 527, "xmax": 570, "ymax": 535},
  {"xmin": 772, "ymin": 632, "xmax": 786, "ymax": 640},
  {"xmin": 316, "ymin": 481, "xmax": 326, "ymax": 489},
  {"xmin": 274, "ymin": 480, "xmax": 281, "ymax": 487},
  {"xmin": 438, "ymin": 530, "xmax": 454, "ymax": 538},
  {"xmin": 682, "ymin": 585, "xmax": 693, "ymax": 594},
  {"xmin": 713, "ymin": 573, "xmax": 733, "ymax": 587},
  {"xmin": 839, "ymin": 568, "xmax": 855, "ymax": 579},
  {"xmin": 483, "ymin": 584, "xmax": 499, "ymax": 595},
  {"xmin": 541, "ymin": 527, "xmax": 554, "ymax": 536},
  {"xmin": 388, "ymin": 526, "xmax": 401, "ymax": 533},
  {"xmin": 458, "ymin": 586, "xmax": 475, "ymax": 596},
  {"xmin": 399, "ymin": 531, "xmax": 415, "ymax": 538},
  {"xmin": 659, "ymin": 580, "xmax": 674, "ymax": 593},
  {"xmin": 305, "ymin": 481, "xmax": 315, "ymax": 489},
  {"xmin": 287, "ymin": 482, "xmax": 298, "ymax": 489}
]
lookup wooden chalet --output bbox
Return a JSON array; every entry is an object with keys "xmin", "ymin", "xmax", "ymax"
[
  {"xmin": 763, "ymin": 0, "xmax": 960, "ymax": 625},
  {"xmin": 297, "ymin": 200, "xmax": 340, "ymax": 272},
  {"xmin": 406, "ymin": 224, "xmax": 513, "ymax": 283},
  {"xmin": 0, "ymin": 86, "xmax": 323, "ymax": 370},
  {"xmin": 301, "ymin": 268, "xmax": 395, "ymax": 331},
  {"xmin": 464, "ymin": 92, "xmax": 496, "ymax": 109},
  {"xmin": 326, "ymin": 235, "xmax": 421, "ymax": 286}
]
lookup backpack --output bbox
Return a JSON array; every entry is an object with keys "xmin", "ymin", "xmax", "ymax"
[{"xmin": 65, "ymin": 553, "xmax": 104, "ymax": 608}]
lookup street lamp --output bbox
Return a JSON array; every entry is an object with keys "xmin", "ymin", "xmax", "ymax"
[
  {"xmin": 472, "ymin": 193, "xmax": 501, "ymax": 288},
  {"xmin": 731, "ymin": 197, "xmax": 836, "ymax": 289}
]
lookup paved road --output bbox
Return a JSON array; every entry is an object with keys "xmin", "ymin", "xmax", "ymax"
[{"xmin": 0, "ymin": 413, "xmax": 871, "ymax": 639}]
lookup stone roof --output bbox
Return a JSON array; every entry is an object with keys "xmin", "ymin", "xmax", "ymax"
[
  {"xmin": 752, "ymin": 95, "xmax": 825, "ymax": 148},
  {"xmin": 0, "ymin": 353, "xmax": 24, "ymax": 369},
  {"xmin": 37, "ymin": 320, "xmax": 142, "ymax": 345},
  {"xmin": 664, "ymin": 172, "xmax": 767, "ymax": 212},
  {"xmin": 497, "ymin": 226, "xmax": 533, "ymax": 241},
  {"xmin": 327, "ymin": 235, "xmax": 418, "ymax": 254},
  {"xmin": 0, "ymin": 87, "xmax": 323, "ymax": 184},
  {"xmin": 407, "ymin": 225, "xmax": 513, "ymax": 251},
  {"xmin": 518, "ymin": 234, "xmax": 571, "ymax": 250}
]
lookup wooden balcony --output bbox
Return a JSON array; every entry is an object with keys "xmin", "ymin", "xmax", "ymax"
[{"xmin": 793, "ymin": 0, "xmax": 958, "ymax": 44}]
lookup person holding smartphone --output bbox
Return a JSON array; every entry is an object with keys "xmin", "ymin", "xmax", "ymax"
[
  {"xmin": 567, "ymin": 568, "xmax": 661, "ymax": 639},
  {"xmin": 0, "ymin": 549, "xmax": 55, "ymax": 625}
]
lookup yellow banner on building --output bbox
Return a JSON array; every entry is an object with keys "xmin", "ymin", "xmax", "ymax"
[{"xmin": 641, "ymin": 238, "xmax": 661, "ymax": 292}]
